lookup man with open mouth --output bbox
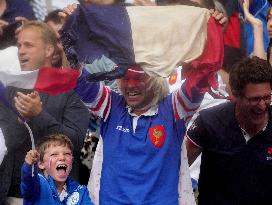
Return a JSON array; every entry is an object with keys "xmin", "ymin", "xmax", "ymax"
[{"xmin": 186, "ymin": 56, "xmax": 272, "ymax": 205}]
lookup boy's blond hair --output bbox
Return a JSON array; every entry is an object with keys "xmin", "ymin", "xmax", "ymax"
[{"xmin": 37, "ymin": 134, "xmax": 74, "ymax": 161}]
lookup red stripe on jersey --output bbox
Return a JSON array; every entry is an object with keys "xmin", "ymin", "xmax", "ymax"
[
  {"xmin": 91, "ymin": 87, "xmax": 107, "ymax": 112},
  {"xmin": 176, "ymin": 91, "xmax": 196, "ymax": 112},
  {"xmin": 173, "ymin": 96, "xmax": 181, "ymax": 120},
  {"xmin": 103, "ymin": 88, "xmax": 111, "ymax": 119}
]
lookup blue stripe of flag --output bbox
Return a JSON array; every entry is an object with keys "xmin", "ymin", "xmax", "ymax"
[{"xmin": 61, "ymin": 4, "xmax": 135, "ymax": 71}]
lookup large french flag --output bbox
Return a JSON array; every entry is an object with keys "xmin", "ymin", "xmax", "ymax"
[
  {"xmin": 0, "ymin": 67, "xmax": 79, "ymax": 95},
  {"xmin": 61, "ymin": 4, "xmax": 223, "ymax": 85}
]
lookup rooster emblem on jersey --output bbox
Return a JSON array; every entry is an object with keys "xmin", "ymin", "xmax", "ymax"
[{"xmin": 149, "ymin": 125, "xmax": 165, "ymax": 148}]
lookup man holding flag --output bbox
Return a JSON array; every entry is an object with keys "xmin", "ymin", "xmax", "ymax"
[
  {"xmin": 0, "ymin": 21, "xmax": 90, "ymax": 205},
  {"xmin": 59, "ymin": 3, "xmax": 226, "ymax": 204}
]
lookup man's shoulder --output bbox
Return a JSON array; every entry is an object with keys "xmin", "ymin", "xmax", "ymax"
[
  {"xmin": 199, "ymin": 101, "xmax": 233, "ymax": 117},
  {"xmin": 196, "ymin": 101, "xmax": 235, "ymax": 128}
]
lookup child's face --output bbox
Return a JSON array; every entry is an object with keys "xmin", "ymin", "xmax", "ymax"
[{"xmin": 38, "ymin": 144, "xmax": 73, "ymax": 184}]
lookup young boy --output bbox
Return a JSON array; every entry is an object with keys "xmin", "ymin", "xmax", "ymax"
[{"xmin": 21, "ymin": 133, "xmax": 94, "ymax": 205}]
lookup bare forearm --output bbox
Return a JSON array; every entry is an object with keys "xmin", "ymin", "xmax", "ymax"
[
  {"xmin": 252, "ymin": 21, "xmax": 265, "ymax": 59},
  {"xmin": 185, "ymin": 137, "xmax": 202, "ymax": 166}
]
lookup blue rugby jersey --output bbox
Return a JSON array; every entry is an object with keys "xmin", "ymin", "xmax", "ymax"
[{"xmin": 75, "ymin": 69, "xmax": 202, "ymax": 204}]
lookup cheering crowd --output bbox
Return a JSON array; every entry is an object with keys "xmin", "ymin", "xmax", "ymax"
[{"xmin": 0, "ymin": 0, "xmax": 272, "ymax": 205}]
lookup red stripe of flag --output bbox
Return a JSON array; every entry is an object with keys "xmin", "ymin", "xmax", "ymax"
[
  {"xmin": 34, "ymin": 67, "xmax": 79, "ymax": 95},
  {"xmin": 183, "ymin": 17, "xmax": 223, "ymax": 98}
]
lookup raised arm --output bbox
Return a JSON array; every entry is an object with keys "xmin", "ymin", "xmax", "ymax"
[
  {"xmin": 185, "ymin": 115, "xmax": 206, "ymax": 166},
  {"xmin": 75, "ymin": 68, "xmax": 112, "ymax": 120},
  {"xmin": 172, "ymin": 11, "xmax": 225, "ymax": 125},
  {"xmin": 243, "ymin": 0, "xmax": 265, "ymax": 59},
  {"xmin": 58, "ymin": 3, "xmax": 78, "ymax": 23},
  {"xmin": 172, "ymin": 83, "xmax": 204, "ymax": 126},
  {"xmin": 185, "ymin": 136, "xmax": 203, "ymax": 166},
  {"xmin": 20, "ymin": 150, "xmax": 40, "ymax": 203}
]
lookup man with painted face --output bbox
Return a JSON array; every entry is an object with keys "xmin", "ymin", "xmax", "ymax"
[
  {"xmin": 0, "ymin": 21, "xmax": 89, "ymax": 205},
  {"xmin": 75, "ymin": 62, "xmax": 205, "ymax": 204},
  {"xmin": 186, "ymin": 56, "xmax": 272, "ymax": 205}
]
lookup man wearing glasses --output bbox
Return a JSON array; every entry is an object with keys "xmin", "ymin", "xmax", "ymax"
[{"xmin": 186, "ymin": 56, "xmax": 272, "ymax": 205}]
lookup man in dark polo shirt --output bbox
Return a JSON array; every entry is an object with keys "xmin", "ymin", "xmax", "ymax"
[{"xmin": 186, "ymin": 56, "xmax": 272, "ymax": 205}]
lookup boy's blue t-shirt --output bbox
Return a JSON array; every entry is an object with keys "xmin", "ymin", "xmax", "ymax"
[{"xmin": 21, "ymin": 163, "xmax": 94, "ymax": 205}]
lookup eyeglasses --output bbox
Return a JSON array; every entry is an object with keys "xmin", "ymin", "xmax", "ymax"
[{"xmin": 244, "ymin": 94, "xmax": 272, "ymax": 105}]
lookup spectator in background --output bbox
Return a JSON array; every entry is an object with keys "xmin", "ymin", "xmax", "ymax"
[
  {"xmin": 239, "ymin": 0, "xmax": 269, "ymax": 56},
  {"xmin": 0, "ymin": 0, "xmax": 36, "ymax": 49},
  {"xmin": 220, "ymin": 0, "xmax": 266, "ymax": 92},
  {"xmin": 44, "ymin": 9, "xmax": 63, "ymax": 39},
  {"xmin": 0, "ymin": 21, "xmax": 89, "ymax": 205},
  {"xmin": 242, "ymin": 0, "xmax": 266, "ymax": 58},
  {"xmin": 267, "ymin": 7, "xmax": 272, "ymax": 40},
  {"xmin": 44, "ymin": 9, "xmax": 70, "ymax": 67},
  {"xmin": 266, "ymin": 7, "xmax": 272, "ymax": 64},
  {"xmin": 219, "ymin": 0, "xmax": 269, "ymax": 59}
]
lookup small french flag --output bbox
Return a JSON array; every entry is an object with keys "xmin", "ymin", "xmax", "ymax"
[
  {"xmin": 0, "ymin": 67, "xmax": 79, "ymax": 95},
  {"xmin": 0, "ymin": 67, "xmax": 80, "ymax": 173}
]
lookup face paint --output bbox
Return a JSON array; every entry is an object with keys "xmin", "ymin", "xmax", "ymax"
[
  {"xmin": 41, "ymin": 145, "xmax": 73, "ymax": 186},
  {"xmin": 120, "ymin": 67, "xmax": 154, "ymax": 112},
  {"xmin": 49, "ymin": 157, "xmax": 53, "ymax": 176},
  {"xmin": 122, "ymin": 68, "xmax": 147, "ymax": 84}
]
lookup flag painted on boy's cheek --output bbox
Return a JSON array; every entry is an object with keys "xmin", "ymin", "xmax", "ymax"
[
  {"xmin": 49, "ymin": 157, "xmax": 53, "ymax": 176},
  {"xmin": 61, "ymin": 4, "xmax": 223, "ymax": 82}
]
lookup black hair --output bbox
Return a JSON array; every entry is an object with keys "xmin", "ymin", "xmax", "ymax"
[
  {"xmin": 223, "ymin": 45, "xmax": 245, "ymax": 73},
  {"xmin": 44, "ymin": 9, "xmax": 63, "ymax": 24},
  {"xmin": 229, "ymin": 56, "xmax": 272, "ymax": 97}
]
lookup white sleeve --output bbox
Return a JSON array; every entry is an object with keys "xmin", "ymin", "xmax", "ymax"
[
  {"xmin": 88, "ymin": 136, "xmax": 103, "ymax": 205},
  {"xmin": 178, "ymin": 141, "xmax": 197, "ymax": 205},
  {"xmin": 0, "ymin": 128, "xmax": 7, "ymax": 165}
]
